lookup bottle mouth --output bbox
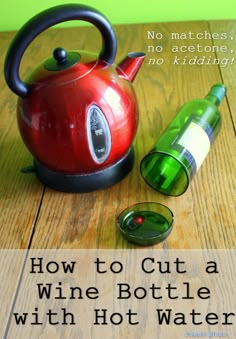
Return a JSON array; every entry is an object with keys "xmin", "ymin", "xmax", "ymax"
[
  {"xmin": 140, "ymin": 151, "xmax": 190, "ymax": 196},
  {"xmin": 208, "ymin": 83, "xmax": 227, "ymax": 105},
  {"xmin": 127, "ymin": 52, "xmax": 146, "ymax": 58}
]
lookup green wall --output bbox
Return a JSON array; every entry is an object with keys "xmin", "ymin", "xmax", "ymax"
[{"xmin": 1, "ymin": 0, "xmax": 235, "ymax": 31}]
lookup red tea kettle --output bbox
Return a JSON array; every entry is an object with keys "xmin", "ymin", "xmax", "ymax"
[{"xmin": 4, "ymin": 4, "xmax": 145, "ymax": 192}]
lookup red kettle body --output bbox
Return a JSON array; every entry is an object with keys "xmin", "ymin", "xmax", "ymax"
[{"xmin": 4, "ymin": 4, "xmax": 145, "ymax": 192}]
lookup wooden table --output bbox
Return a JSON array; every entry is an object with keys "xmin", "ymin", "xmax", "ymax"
[
  {"xmin": 0, "ymin": 20, "xmax": 235, "ymax": 250},
  {"xmin": 0, "ymin": 19, "xmax": 235, "ymax": 339}
]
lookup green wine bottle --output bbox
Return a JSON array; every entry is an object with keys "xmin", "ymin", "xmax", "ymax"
[{"xmin": 140, "ymin": 83, "xmax": 226, "ymax": 196}]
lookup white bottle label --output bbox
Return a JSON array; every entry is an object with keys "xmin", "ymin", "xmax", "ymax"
[{"xmin": 177, "ymin": 121, "xmax": 211, "ymax": 171}]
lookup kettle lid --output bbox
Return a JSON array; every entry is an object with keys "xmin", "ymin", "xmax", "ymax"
[
  {"xmin": 29, "ymin": 48, "xmax": 98, "ymax": 85},
  {"xmin": 44, "ymin": 47, "xmax": 80, "ymax": 71}
]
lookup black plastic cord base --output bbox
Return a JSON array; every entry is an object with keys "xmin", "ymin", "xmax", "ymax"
[{"xmin": 33, "ymin": 147, "xmax": 134, "ymax": 192}]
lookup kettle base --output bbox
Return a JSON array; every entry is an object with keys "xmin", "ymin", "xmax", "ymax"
[{"xmin": 33, "ymin": 147, "xmax": 135, "ymax": 193}]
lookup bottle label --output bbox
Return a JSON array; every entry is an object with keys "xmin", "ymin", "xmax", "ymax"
[{"xmin": 173, "ymin": 116, "xmax": 212, "ymax": 173}]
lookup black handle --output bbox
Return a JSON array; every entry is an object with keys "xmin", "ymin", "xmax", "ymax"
[{"xmin": 4, "ymin": 4, "xmax": 117, "ymax": 98}]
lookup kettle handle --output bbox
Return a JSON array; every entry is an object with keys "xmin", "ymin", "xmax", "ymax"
[{"xmin": 4, "ymin": 4, "xmax": 117, "ymax": 98}]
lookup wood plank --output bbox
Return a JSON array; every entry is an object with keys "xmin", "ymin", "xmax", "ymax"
[
  {"xmin": 209, "ymin": 20, "xmax": 236, "ymax": 130},
  {"xmin": 0, "ymin": 34, "xmax": 39, "ymax": 335},
  {"xmin": 0, "ymin": 250, "xmax": 26, "ymax": 338},
  {"xmin": 0, "ymin": 31, "xmax": 44, "ymax": 249},
  {"xmin": 23, "ymin": 21, "xmax": 235, "ymax": 249}
]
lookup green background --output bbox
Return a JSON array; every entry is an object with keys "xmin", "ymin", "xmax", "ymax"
[{"xmin": 0, "ymin": 0, "xmax": 235, "ymax": 31}]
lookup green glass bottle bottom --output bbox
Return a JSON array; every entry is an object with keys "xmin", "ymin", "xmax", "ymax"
[{"xmin": 117, "ymin": 202, "xmax": 174, "ymax": 246}]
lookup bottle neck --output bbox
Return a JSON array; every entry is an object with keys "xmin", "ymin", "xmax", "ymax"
[
  {"xmin": 205, "ymin": 84, "xmax": 226, "ymax": 107},
  {"xmin": 205, "ymin": 94, "xmax": 220, "ymax": 106}
]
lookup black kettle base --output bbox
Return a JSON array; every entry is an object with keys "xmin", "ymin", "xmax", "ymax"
[{"xmin": 32, "ymin": 147, "xmax": 135, "ymax": 193}]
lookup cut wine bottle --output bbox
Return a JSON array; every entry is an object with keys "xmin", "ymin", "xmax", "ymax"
[{"xmin": 140, "ymin": 83, "xmax": 227, "ymax": 196}]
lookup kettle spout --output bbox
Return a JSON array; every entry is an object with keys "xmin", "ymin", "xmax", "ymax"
[{"xmin": 117, "ymin": 52, "xmax": 145, "ymax": 82}]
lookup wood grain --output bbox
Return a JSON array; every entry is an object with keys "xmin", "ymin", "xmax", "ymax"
[
  {"xmin": 0, "ymin": 31, "xmax": 44, "ymax": 249},
  {"xmin": 0, "ymin": 20, "xmax": 235, "ymax": 339},
  {"xmin": 209, "ymin": 20, "xmax": 236, "ymax": 130},
  {"xmin": 0, "ymin": 22, "xmax": 235, "ymax": 250}
]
